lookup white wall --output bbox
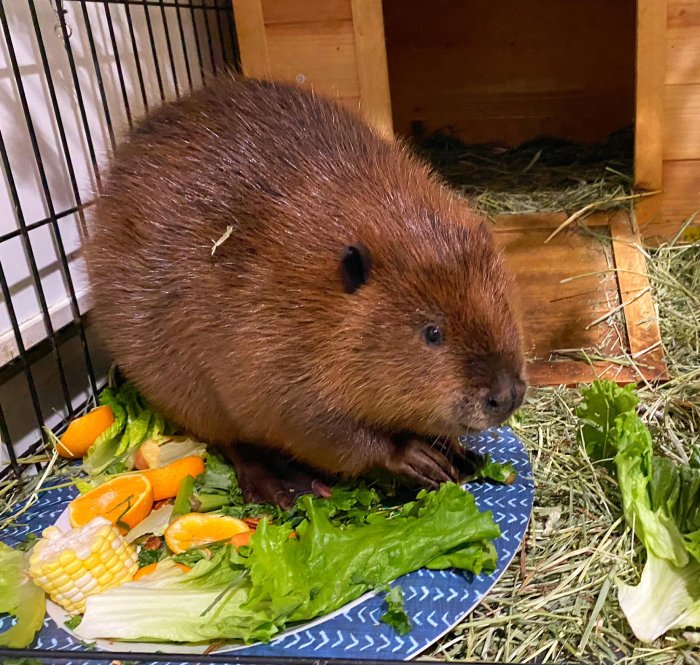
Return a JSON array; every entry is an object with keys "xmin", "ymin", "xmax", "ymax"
[{"xmin": 0, "ymin": 0, "xmax": 234, "ymax": 466}]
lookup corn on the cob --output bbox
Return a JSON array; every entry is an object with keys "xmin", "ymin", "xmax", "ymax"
[{"xmin": 28, "ymin": 517, "xmax": 137, "ymax": 614}]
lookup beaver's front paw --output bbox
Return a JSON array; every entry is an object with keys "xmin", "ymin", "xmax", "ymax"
[
  {"xmin": 429, "ymin": 435, "xmax": 485, "ymax": 480},
  {"xmin": 383, "ymin": 436, "xmax": 460, "ymax": 489}
]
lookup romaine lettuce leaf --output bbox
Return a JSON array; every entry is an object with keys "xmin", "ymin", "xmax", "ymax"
[
  {"xmin": 618, "ymin": 553, "xmax": 700, "ymax": 642},
  {"xmin": 577, "ymin": 379, "xmax": 638, "ymax": 463},
  {"xmin": 577, "ymin": 379, "xmax": 700, "ymax": 642},
  {"xmin": 83, "ymin": 384, "xmax": 167, "ymax": 475},
  {"xmin": 0, "ymin": 542, "xmax": 46, "ymax": 648},
  {"xmin": 613, "ymin": 412, "xmax": 688, "ymax": 567}
]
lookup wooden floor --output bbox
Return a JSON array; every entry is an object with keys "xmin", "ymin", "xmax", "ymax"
[{"xmin": 492, "ymin": 211, "xmax": 667, "ymax": 386}]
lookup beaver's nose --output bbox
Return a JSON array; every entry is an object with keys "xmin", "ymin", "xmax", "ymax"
[{"xmin": 482, "ymin": 371, "xmax": 525, "ymax": 418}]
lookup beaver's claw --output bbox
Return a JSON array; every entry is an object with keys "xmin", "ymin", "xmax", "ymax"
[{"xmin": 385, "ymin": 435, "xmax": 483, "ymax": 488}]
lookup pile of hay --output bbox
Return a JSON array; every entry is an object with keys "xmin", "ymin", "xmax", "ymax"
[{"xmin": 413, "ymin": 128, "xmax": 635, "ymax": 217}]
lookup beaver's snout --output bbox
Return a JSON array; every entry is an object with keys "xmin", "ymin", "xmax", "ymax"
[
  {"xmin": 458, "ymin": 352, "xmax": 526, "ymax": 429},
  {"xmin": 481, "ymin": 370, "xmax": 526, "ymax": 421}
]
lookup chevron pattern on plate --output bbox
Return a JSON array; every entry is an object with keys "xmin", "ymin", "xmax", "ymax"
[{"xmin": 0, "ymin": 425, "xmax": 533, "ymax": 663}]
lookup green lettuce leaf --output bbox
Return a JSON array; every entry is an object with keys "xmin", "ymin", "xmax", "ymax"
[
  {"xmin": 613, "ymin": 412, "xmax": 687, "ymax": 567},
  {"xmin": 241, "ymin": 484, "xmax": 499, "ymax": 627},
  {"xmin": 577, "ymin": 379, "xmax": 639, "ymax": 463},
  {"xmin": 0, "ymin": 542, "xmax": 46, "ymax": 648},
  {"xmin": 618, "ymin": 553, "xmax": 700, "ymax": 642},
  {"xmin": 577, "ymin": 379, "xmax": 700, "ymax": 642},
  {"xmin": 83, "ymin": 383, "xmax": 167, "ymax": 475},
  {"xmin": 685, "ymin": 530, "xmax": 700, "ymax": 564}
]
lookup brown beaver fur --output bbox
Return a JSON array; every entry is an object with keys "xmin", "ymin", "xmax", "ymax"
[{"xmin": 85, "ymin": 75, "xmax": 526, "ymax": 504}]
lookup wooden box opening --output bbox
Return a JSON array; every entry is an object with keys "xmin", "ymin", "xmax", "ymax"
[{"xmin": 383, "ymin": 0, "xmax": 636, "ymax": 174}]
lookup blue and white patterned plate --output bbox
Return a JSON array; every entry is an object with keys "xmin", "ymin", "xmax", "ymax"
[{"xmin": 0, "ymin": 426, "xmax": 533, "ymax": 662}]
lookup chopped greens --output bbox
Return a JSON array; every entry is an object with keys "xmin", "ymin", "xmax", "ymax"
[
  {"xmin": 16, "ymin": 533, "xmax": 39, "ymax": 553},
  {"xmin": 380, "ymin": 585, "xmax": 412, "ymax": 635},
  {"xmin": 136, "ymin": 536, "xmax": 166, "ymax": 568},
  {"xmin": 64, "ymin": 614, "xmax": 82, "ymax": 630},
  {"xmin": 474, "ymin": 454, "xmax": 517, "ymax": 485}
]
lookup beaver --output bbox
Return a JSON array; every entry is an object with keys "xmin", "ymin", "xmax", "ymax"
[{"xmin": 84, "ymin": 75, "xmax": 526, "ymax": 508}]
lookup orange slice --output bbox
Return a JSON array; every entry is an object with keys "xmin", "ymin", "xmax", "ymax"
[
  {"xmin": 164, "ymin": 513, "xmax": 250, "ymax": 554},
  {"xmin": 69, "ymin": 474, "xmax": 154, "ymax": 532},
  {"xmin": 141, "ymin": 455, "xmax": 206, "ymax": 501},
  {"xmin": 58, "ymin": 406, "xmax": 114, "ymax": 458},
  {"xmin": 133, "ymin": 561, "xmax": 191, "ymax": 581}
]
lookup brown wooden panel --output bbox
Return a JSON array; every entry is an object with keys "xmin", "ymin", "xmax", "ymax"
[
  {"xmin": 494, "ymin": 222, "xmax": 624, "ymax": 362},
  {"xmin": 232, "ymin": 0, "xmax": 269, "ymax": 78},
  {"xmin": 383, "ymin": 0, "xmax": 636, "ymax": 146},
  {"xmin": 261, "ymin": 0, "xmax": 352, "ymax": 25},
  {"xmin": 351, "ymin": 0, "xmax": 393, "ymax": 139},
  {"xmin": 638, "ymin": 159, "xmax": 700, "ymax": 241},
  {"xmin": 492, "ymin": 212, "xmax": 664, "ymax": 386},
  {"xmin": 635, "ymin": 0, "xmax": 666, "ymax": 191},
  {"xmin": 610, "ymin": 213, "xmax": 667, "ymax": 379},
  {"xmin": 527, "ymin": 361, "xmax": 638, "ymax": 387},
  {"xmin": 667, "ymin": 0, "xmax": 700, "ymax": 85},
  {"xmin": 264, "ymin": 20, "xmax": 360, "ymax": 100},
  {"xmin": 664, "ymin": 83, "xmax": 700, "ymax": 160}
]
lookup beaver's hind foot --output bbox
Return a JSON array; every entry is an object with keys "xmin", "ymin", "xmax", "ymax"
[{"xmin": 224, "ymin": 444, "xmax": 333, "ymax": 510}]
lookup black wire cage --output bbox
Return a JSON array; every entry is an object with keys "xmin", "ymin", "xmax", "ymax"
[{"xmin": 0, "ymin": 0, "xmax": 238, "ymax": 473}]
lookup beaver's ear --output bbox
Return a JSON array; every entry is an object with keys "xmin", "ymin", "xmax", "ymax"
[{"xmin": 340, "ymin": 244, "xmax": 371, "ymax": 294}]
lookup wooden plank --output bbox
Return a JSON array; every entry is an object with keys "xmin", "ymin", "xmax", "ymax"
[
  {"xmin": 493, "ymin": 218, "xmax": 625, "ymax": 364},
  {"xmin": 492, "ymin": 212, "xmax": 611, "ymax": 231},
  {"xmin": 527, "ymin": 361, "xmax": 638, "ymax": 387},
  {"xmin": 350, "ymin": 0, "xmax": 393, "ymax": 138},
  {"xmin": 264, "ymin": 20, "xmax": 360, "ymax": 100},
  {"xmin": 261, "ymin": 0, "xmax": 352, "ymax": 25},
  {"xmin": 610, "ymin": 212, "xmax": 668, "ymax": 380},
  {"xmin": 491, "ymin": 212, "xmax": 666, "ymax": 386},
  {"xmin": 231, "ymin": 0, "xmax": 269, "ymax": 78},
  {"xmin": 232, "ymin": 0, "xmax": 386, "ymax": 133},
  {"xmin": 383, "ymin": 0, "xmax": 635, "ymax": 146},
  {"xmin": 639, "ymin": 159, "xmax": 700, "ymax": 242},
  {"xmin": 667, "ymin": 0, "xmax": 700, "ymax": 85},
  {"xmin": 634, "ymin": 0, "xmax": 667, "ymax": 191},
  {"xmin": 664, "ymin": 83, "xmax": 700, "ymax": 160}
]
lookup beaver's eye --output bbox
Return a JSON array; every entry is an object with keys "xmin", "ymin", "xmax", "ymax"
[{"xmin": 422, "ymin": 325, "xmax": 443, "ymax": 346}]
